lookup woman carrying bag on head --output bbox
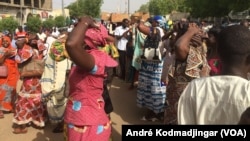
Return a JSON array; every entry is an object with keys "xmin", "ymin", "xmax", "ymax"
[{"xmin": 12, "ymin": 35, "xmax": 45, "ymax": 134}]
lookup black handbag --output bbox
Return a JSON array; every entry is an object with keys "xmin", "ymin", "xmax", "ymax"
[{"xmin": 102, "ymin": 81, "xmax": 113, "ymax": 114}]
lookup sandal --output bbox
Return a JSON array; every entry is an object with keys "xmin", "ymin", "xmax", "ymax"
[
  {"xmin": 12, "ymin": 127, "xmax": 28, "ymax": 134},
  {"xmin": 0, "ymin": 111, "xmax": 4, "ymax": 118}
]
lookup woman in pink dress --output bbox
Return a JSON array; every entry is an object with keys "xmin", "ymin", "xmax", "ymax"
[{"xmin": 64, "ymin": 16, "xmax": 118, "ymax": 141}]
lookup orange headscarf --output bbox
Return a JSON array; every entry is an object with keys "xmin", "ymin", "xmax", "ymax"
[{"xmin": 1, "ymin": 36, "xmax": 12, "ymax": 48}]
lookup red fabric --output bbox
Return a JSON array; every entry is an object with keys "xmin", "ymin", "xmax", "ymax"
[
  {"xmin": 0, "ymin": 36, "xmax": 19, "ymax": 112},
  {"xmin": 84, "ymin": 24, "xmax": 108, "ymax": 49},
  {"xmin": 208, "ymin": 58, "xmax": 222, "ymax": 76},
  {"xmin": 65, "ymin": 50, "xmax": 115, "ymax": 126}
]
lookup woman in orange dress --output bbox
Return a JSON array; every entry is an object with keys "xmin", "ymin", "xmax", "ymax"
[{"xmin": 0, "ymin": 36, "xmax": 19, "ymax": 118}]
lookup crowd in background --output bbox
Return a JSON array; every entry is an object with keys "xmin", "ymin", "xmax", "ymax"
[{"xmin": 0, "ymin": 14, "xmax": 250, "ymax": 140}]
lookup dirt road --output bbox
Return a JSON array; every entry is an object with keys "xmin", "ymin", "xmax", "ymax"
[{"xmin": 0, "ymin": 77, "xmax": 162, "ymax": 141}]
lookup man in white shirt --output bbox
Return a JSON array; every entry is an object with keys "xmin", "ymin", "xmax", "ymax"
[
  {"xmin": 37, "ymin": 28, "xmax": 47, "ymax": 42},
  {"xmin": 178, "ymin": 25, "xmax": 250, "ymax": 124},
  {"xmin": 114, "ymin": 18, "xmax": 130, "ymax": 80}
]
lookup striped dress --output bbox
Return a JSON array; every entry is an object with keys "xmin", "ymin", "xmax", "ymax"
[{"xmin": 137, "ymin": 60, "xmax": 166, "ymax": 114}]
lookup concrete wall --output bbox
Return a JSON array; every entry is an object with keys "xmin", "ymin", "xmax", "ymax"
[{"xmin": 0, "ymin": 0, "xmax": 69, "ymax": 25}]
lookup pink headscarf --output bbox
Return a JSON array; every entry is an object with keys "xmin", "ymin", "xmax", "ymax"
[{"xmin": 84, "ymin": 24, "xmax": 108, "ymax": 49}]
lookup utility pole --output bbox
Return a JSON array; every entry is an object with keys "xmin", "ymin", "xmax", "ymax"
[
  {"xmin": 62, "ymin": 0, "xmax": 65, "ymax": 17},
  {"xmin": 20, "ymin": 0, "xmax": 23, "ymax": 25},
  {"xmin": 128, "ymin": 0, "xmax": 130, "ymax": 15}
]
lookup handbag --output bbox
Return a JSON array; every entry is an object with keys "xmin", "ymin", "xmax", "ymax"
[
  {"xmin": 0, "ymin": 65, "xmax": 8, "ymax": 77},
  {"xmin": 110, "ymin": 43, "xmax": 119, "ymax": 58},
  {"xmin": 141, "ymin": 27, "xmax": 162, "ymax": 61},
  {"xmin": 19, "ymin": 58, "xmax": 45, "ymax": 77}
]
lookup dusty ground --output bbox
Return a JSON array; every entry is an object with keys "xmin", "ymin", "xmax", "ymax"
[{"xmin": 0, "ymin": 77, "xmax": 162, "ymax": 141}]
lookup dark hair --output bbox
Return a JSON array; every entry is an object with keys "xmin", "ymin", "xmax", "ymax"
[
  {"xmin": 238, "ymin": 107, "xmax": 250, "ymax": 125},
  {"xmin": 122, "ymin": 18, "xmax": 129, "ymax": 23},
  {"xmin": 207, "ymin": 26, "xmax": 221, "ymax": 40},
  {"xmin": 218, "ymin": 25, "xmax": 250, "ymax": 64}
]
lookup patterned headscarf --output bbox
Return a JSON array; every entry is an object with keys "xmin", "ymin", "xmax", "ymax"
[
  {"xmin": 15, "ymin": 39, "xmax": 33, "ymax": 63},
  {"xmin": 84, "ymin": 24, "xmax": 108, "ymax": 49},
  {"xmin": 0, "ymin": 36, "xmax": 17, "ymax": 58}
]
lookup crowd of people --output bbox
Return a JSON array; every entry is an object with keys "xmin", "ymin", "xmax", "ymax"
[{"xmin": 0, "ymin": 14, "xmax": 250, "ymax": 141}]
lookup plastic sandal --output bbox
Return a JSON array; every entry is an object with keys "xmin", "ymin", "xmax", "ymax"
[{"xmin": 12, "ymin": 128, "xmax": 28, "ymax": 134}]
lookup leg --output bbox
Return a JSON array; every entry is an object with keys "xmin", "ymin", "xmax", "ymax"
[
  {"xmin": 0, "ymin": 110, "xmax": 4, "ymax": 118},
  {"xmin": 53, "ymin": 121, "xmax": 64, "ymax": 133}
]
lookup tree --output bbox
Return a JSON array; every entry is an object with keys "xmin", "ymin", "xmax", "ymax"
[
  {"xmin": 185, "ymin": 0, "xmax": 250, "ymax": 18},
  {"xmin": 148, "ymin": 0, "xmax": 187, "ymax": 15},
  {"xmin": 54, "ymin": 16, "xmax": 66, "ymax": 28},
  {"xmin": 42, "ymin": 18, "xmax": 55, "ymax": 30},
  {"xmin": 137, "ymin": 2, "xmax": 149, "ymax": 13},
  {"xmin": 26, "ymin": 16, "xmax": 42, "ymax": 33},
  {"xmin": 67, "ymin": 0, "xmax": 103, "ymax": 18},
  {"xmin": 0, "ymin": 17, "xmax": 19, "ymax": 34}
]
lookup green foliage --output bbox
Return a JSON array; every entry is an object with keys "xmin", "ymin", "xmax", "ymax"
[
  {"xmin": 42, "ymin": 18, "xmax": 55, "ymax": 29},
  {"xmin": 138, "ymin": 2, "xmax": 149, "ymax": 13},
  {"xmin": 185, "ymin": 0, "xmax": 250, "ymax": 18},
  {"xmin": 82, "ymin": 0, "xmax": 102, "ymax": 17},
  {"xmin": 0, "ymin": 17, "xmax": 18, "ymax": 34},
  {"xmin": 148, "ymin": 0, "xmax": 188, "ymax": 15},
  {"xmin": 54, "ymin": 16, "xmax": 66, "ymax": 28},
  {"xmin": 67, "ymin": 0, "xmax": 103, "ymax": 18},
  {"xmin": 26, "ymin": 16, "xmax": 42, "ymax": 33}
]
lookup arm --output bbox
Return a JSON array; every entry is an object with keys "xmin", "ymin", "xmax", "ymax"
[
  {"xmin": 0, "ymin": 50, "xmax": 12, "ymax": 65},
  {"xmin": 65, "ymin": 16, "xmax": 98, "ymax": 71},
  {"xmin": 137, "ymin": 22, "xmax": 150, "ymax": 35},
  {"xmin": 105, "ymin": 35, "xmax": 115, "ymax": 43},
  {"xmin": 175, "ymin": 23, "xmax": 201, "ymax": 61}
]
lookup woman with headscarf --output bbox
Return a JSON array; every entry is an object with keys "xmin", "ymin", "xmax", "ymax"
[
  {"xmin": 164, "ymin": 21, "xmax": 210, "ymax": 125},
  {"xmin": 64, "ymin": 16, "xmax": 118, "ymax": 141},
  {"xmin": 136, "ymin": 15, "xmax": 167, "ymax": 121},
  {"xmin": 0, "ymin": 36, "xmax": 18, "ymax": 118},
  {"xmin": 12, "ymin": 35, "xmax": 45, "ymax": 134}
]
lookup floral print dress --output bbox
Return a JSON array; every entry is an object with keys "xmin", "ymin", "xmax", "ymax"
[
  {"xmin": 13, "ymin": 45, "xmax": 45, "ymax": 127},
  {"xmin": 0, "ymin": 38, "xmax": 18, "ymax": 113}
]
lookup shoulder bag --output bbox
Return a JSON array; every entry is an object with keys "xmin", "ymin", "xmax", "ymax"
[{"xmin": 19, "ymin": 58, "xmax": 45, "ymax": 77}]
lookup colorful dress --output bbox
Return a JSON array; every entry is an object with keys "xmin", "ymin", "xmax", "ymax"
[
  {"xmin": 0, "ymin": 39, "xmax": 18, "ymax": 112},
  {"xmin": 13, "ymin": 45, "xmax": 45, "ymax": 127},
  {"xmin": 137, "ymin": 60, "xmax": 166, "ymax": 114},
  {"xmin": 64, "ymin": 49, "xmax": 117, "ymax": 141},
  {"xmin": 41, "ymin": 36, "xmax": 71, "ymax": 124},
  {"xmin": 164, "ymin": 45, "xmax": 209, "ymax": 124},
  {"xmin": 136, "ymin": 26, "xmax": 166, "ymax": 117}
]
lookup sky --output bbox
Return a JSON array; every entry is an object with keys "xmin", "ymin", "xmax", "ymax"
[{"xmin": 53, "ymin": 0, "xmax": 150, "ymax": 13}]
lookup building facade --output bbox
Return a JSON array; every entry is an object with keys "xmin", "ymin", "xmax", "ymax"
[{"xmin": 0, "ymin": 0, "xmax": 54, "ymax": 25}]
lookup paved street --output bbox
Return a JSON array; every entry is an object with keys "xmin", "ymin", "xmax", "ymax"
[{"xmin": 0, "ymin": 77, "xmax": 162, "ymax": 141}]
